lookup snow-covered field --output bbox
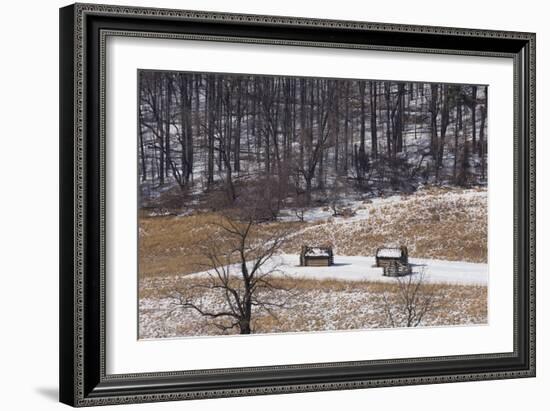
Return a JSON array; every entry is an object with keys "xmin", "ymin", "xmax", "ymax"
[
  {"xmin": 139, "ymin": 256, "xmax": 488, "ymax": 339},
  {"xmin": 269, "ymin": 255, "xmax": 487, "ymax": 286},
  {"xmin": 186, "ymin": 254, "xmax": 487, "ymax": 286}
]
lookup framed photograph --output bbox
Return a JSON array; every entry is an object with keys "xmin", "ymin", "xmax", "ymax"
[{"xmin": 59, "ymin": 3, "xmax": 535, "ymax": 407}]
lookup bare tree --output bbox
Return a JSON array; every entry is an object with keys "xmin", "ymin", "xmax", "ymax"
[
  {"xmin": 328, "ymin": 175, "xmax": 353, "ymax": 217},
  {"xmin": 369, "ymin": 80, "xmax": 378, "ymax": 159},
  {"xmin": 171, "ymin": 213, "xmax": 292, "ymax": 334},
  {"xmin": 381, "ymin": 268, "xmax": 439, "ymax": 327},
  {"xmin": 479, "ymin": 103, "xmax": 487, "ymax": 180},
  {"xmin": 292, "ymin": 195, "xmax": 308, "ymax": 222},
  {"xmin": 295, "ymin": 79, "xmax": 334, "ymax": 204}
]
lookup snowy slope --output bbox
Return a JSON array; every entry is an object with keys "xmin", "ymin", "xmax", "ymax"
[
  {"xmin": 278, "ymin": 188, "xmax": 487, "ymax": 264},
  {"xmin": 279, "ymin": 189, "xmax": 486, "ymax": 225}
]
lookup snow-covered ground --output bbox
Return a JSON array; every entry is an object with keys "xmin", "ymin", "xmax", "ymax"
[
  {"xmin": 140, "ymin": 254, "xmax": 487, "ymax": 338},
  {"xmin": 276, "ymin": 188, "xmax": 487, "ymax": 264},
  {"xmin": 272, "ymin": 255, "xmax": 487, "ymax": 286},
  {"xmin": 189, "ymin": 254, "xmax": 487, "ymax": 286},
  {"xmin": 278, "ymin": 188, "xmax": 486, "ymax": 225}
]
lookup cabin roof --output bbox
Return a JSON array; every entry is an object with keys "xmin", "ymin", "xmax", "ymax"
[
  {"xmin": 376, "ymin": 247, "xmax": 404, "ymax": 258},
  {"xmin": 303, "ymin": 247, "xmax": 332, "ymax": 257}
]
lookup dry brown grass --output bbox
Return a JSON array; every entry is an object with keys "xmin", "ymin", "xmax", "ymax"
[
  {"xmin": 139, "ymin": 212, "xmax": 307, "ymax": 278},
  {"xmin": 280, "ymin": 188, "xmax": 487, "ymax": 263},
  {"xmin": 139, "ymin": 274, "xmax": 487, "ymax": 338},
  {"xmin": 139, "ymin": 212, "xmax": 220, "ymax": 278},
  {"xmin": 139, "ymin": 187, "xmax": 487, "ymax": 280}
]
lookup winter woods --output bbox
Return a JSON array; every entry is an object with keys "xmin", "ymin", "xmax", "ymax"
[{"xmin": 138, "ymin": 71, "xmax": 488, "ymax": 211}]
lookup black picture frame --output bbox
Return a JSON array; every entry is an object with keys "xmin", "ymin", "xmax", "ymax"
[{"xmin": 59, "ymin": 3, "xmax": 536, "ymax": 407}]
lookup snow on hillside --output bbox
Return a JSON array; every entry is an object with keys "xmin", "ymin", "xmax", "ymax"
[
  {"xmin": 279, "ymin": 188, "xmax": 486, "ymax": 225},
  {"xmin": 278, "ymin": 187, "xmax": 487, "ymax": 263}
]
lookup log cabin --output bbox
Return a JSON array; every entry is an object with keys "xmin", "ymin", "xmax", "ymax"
[
  {"xmin": 375, "ymin": 246, "xmax": 408, "ymax": 268},
  {"xmin": 299, "ymin": 245, "xmax": 334, "ymax": 267}
]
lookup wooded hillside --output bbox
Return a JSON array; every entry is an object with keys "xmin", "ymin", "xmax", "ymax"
[{"xmin": 138, "ymin": 71, "xmax": 488, "ymax": 212}]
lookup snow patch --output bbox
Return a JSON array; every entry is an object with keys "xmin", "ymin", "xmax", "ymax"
[
  {"xmin": 376, "ymin": 248, "xmax": 403, "ymax": 258},
  {"xmin": 304, "ymin": 247, "xmax": 331, "ymax": 257},
  {"xmin": 271, "ymin": 255, "xmax": 487, "ymax": 286},
  {"xmin": 187, "ymin": 254, "xmax": 487, "ymax": 286}
]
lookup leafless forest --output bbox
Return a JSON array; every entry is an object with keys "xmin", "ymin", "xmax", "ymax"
[{"xmin": 139, "ymin": 70, "xmax": 487, "ymax": 213}]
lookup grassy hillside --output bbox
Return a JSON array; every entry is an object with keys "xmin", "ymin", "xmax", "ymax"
[
  {"xmin": 138, "ymin": 186, "xmax": 487, "ymax": 279},
  {"xmin": 280, "ymin": 186, "xmax": 487, "ymax": 263}
]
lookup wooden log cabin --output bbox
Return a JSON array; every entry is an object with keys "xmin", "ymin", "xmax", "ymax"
[
  {"xmin": 382, "ymin": 260, "xmax": 412, "ymax": 277},
  {"xmin": 299, "ymin": 245, "xmax": 334, "ymax": 267},
  {"xmin": 375, "ymin": 246, "xmax": 409, "ymax": 268}
]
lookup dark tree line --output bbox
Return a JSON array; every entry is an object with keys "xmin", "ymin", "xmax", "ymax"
[{"xmin": 139, "ymin": 70, "xmax": 488, "ymax": 210}]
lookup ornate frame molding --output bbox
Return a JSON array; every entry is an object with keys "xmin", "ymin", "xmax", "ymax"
[{"xmin": 60, "ymin": 3, "xmax": 535, "ymax": 407}]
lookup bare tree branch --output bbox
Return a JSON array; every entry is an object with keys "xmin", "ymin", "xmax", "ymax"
[{"xmin": 171, "ymin": 214, "xmax": 291, "ymax": 334}]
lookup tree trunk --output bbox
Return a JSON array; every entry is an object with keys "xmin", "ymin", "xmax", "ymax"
[
  {"xmin": 471, "ymin": 85, "xmax": 477, "ymax": 151},
  {"xmin": 395, "ymin": 83, "xmax": 405, "ymax": 154},
  {"xmin": 333, "ymin": 82, "xmax": 340, "ymax": 172},
  {"xmin": 438, "ymin": 84, "xmax": 450, "ymax": 175},
  {"xmin": 164, "ymin": 76, "xmax": 172, "ymax": 180},
  {"xmin": 138, "ymin": 105, "xmax": 147, "ymax": 182},
  {"xmin": 369, "ymin": 81, "xmax": 378, "ymax": 159},
  {"xmin": 359, "ymin": 81, "xmax": 366, "ymax": 154},
  {"xmin": 234, "ymin": 79, "xmax": 242, "ymax": 173},
  {"xmin": 430, "ymin": 83, "xmax": 439, "ymax": 161},
  {"xmin": 356, "ymin": 81, "xmax": 368, "ymax": 181},
  {"xmin": 185, "ymin": 76, "xmax": 194, "ymax": 183},
  {"xmin": 305, "ymin": 174, "xmax": 312, "ymax": 205},
  {"xmin": 385, "ymin": 83, "xmax": 392, "ymax": 159},
  {"xmin": 206, "ymin": 76, "xmax": 215, "ymax": 186},
  {"xmin": 479, "ymin": 104, "xmax": 487, "ymax": 181},
  {"xmin": 454, "ymin": 99, "xmax": 462, "ymax": 181},
  {"xmin": 179, "ymin": 74, "xmax": 188, "ymax": 186},
  {"xmin": 343, "ymin": 82, "xmax": 350, "ymax": 173}
]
